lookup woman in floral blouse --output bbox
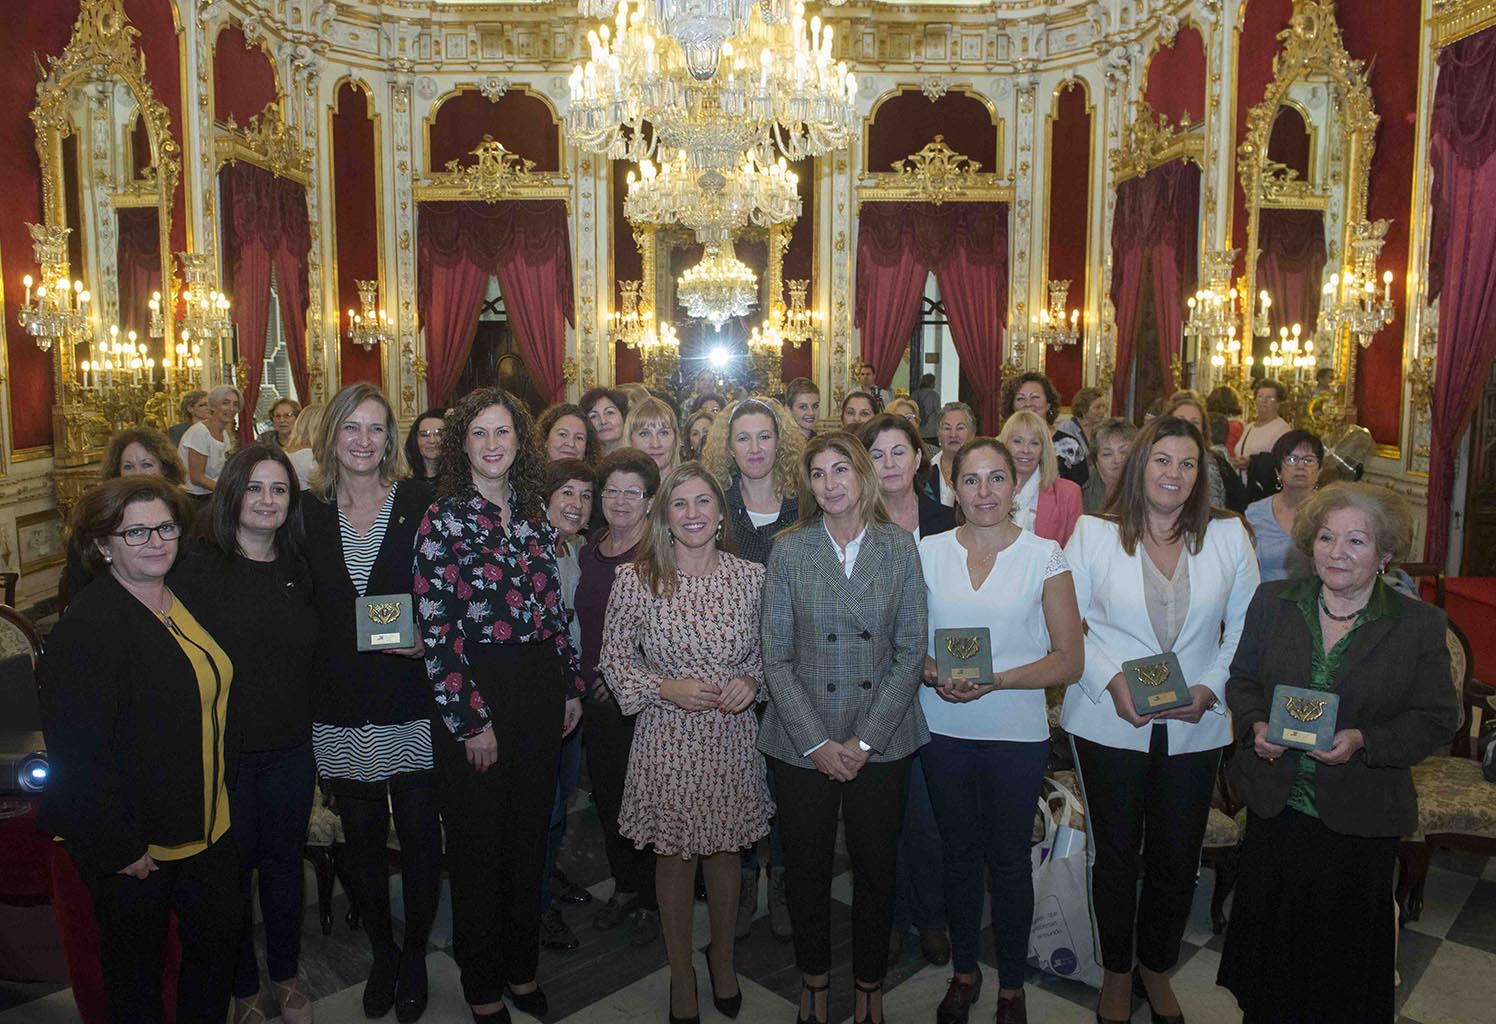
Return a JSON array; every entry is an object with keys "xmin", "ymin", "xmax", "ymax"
[{"xmin": 413, "ymin": 387, "xmax": 585, "ymax": 1024}]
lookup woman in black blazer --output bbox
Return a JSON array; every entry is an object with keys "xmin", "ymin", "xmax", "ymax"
[
  {"xmin": 39, "ymin": 477, "xmax": 240, "ymax": 1024},
  {"xmin": 1219, "ymin": 483, "xmax": 1459, "ymax": 1023},
  {"xmin": 303, "ymin": 383, "xmax": 439, "ymax": 1022},
  {"xmin": 171, "ymin": 443, "xmax": 317, "ymax": 1024}
]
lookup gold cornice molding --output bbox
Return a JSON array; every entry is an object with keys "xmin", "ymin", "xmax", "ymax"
[
  {"xmin": 1432, "ymin": 0, "xmax": 1496, "ymax": 47},
  {"xmin": 858, "ymin": 135, "xmax": 1013, "ymax": 204},
  {"xmin": 214, "ymin": 101, "xmax": 313, "ymax": 184},
  {"xmin": 412, "ymin": 136, "xmax": 570, "ymax": 204},
  {"xmin": 1111, "ymin": 100, "xmax": 1205, "ymax": 183}
]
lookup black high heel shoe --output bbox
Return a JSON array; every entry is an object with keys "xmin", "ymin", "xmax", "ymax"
[
  {"xmin": 796, "ymin": 977, "xmax": 829, "ymax": 1024},
  {"xmin": 472, "ymin": 1007, "xmax": 511, "ymax": 1024},
  {"xmin": 363, "ymin": 950, "xmax": 400, "ymax": 1019},
  {"xmin": 507, "ymin": 985, "xmax": 548, "ymax": 1019},
  {"xmin": 702, "ymin": 944, "xmax": 742, "ymax": 1018},
  {"xmin": 853, "ymin": 980, "xmax": 884, "ymax": 1024},
  {"xmin": 1133, "ymin": 968, "xmax": 1184, "ymax": 1024},
  {"xmin": 394, "ymin": 948, "xmax": 428, "ymax": 1022},
  {"xmin": 669, "ymin": 972, "xmax": 700, "ymax": 1024}
]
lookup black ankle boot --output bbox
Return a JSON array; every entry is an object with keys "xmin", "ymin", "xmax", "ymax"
[
  {"xmin": 363, "ymin": 948, "xmax": 400, "ymax": 1019},
  {"xmin": 395, "ymin": 948, "xmax": 428, "ymax": 1022},
  {"xmin": 508, "ymin": 985, "xmax": 548, "ymax": 1019}
]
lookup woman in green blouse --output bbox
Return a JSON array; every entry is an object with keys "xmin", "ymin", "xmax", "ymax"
[{"xmin": 1219, "ymin": 482, "xmax": 1459, "ymax": 1023}]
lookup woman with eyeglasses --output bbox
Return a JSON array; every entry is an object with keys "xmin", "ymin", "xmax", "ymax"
[
  {"xmin": 574, "ymin": 448, "xmax": 664, "ymax": 947},
  {"xmin": 404, "ymin": 409, "xmax": 447, "ymax": 483},
  {"xmin": 39, "ymin": 476, "xmax": 240, "ymax": 1023},
  {"xmin": 1244, "ymin": 430, "xmax": 1325, "ymax": 582}
]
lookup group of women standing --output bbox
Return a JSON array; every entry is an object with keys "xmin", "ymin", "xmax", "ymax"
[{"xmin": 35, "ymin": 368, "xmax": 1459, "ymax": 1024}]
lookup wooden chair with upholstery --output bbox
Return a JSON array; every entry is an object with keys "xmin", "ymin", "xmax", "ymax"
[
  {"xmin": 1397, "ymin": 619, "xmax": 1496, "ymax": 922},
  {"xmin": 1399, "ymin": 561, "xmax": 1446, "ymax": 608}
]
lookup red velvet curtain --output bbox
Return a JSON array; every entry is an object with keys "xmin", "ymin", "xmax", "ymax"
[
  {"xmin": 933, "ymin": 207, "xmax": 1009, "ymax": 432},
  {"xmin": 1110, "ymin": 161, "xmax": 1200, "ymax": 404},
  {"xmin": 855, "ymin": 202, "xmax": 1010, "ymax": 397},
  {"xmin": 417, "ymin": 200, "xmax": 574, "ymax": 407},
  {"xmin": 115, "ymin": 207, "xmax": 161, "ymax": 339},
  {"xmin": 1425, "ymin": 26, "xmax": 1496, "ymax": 565},
  {"xmin": 222, "ymin": 162, "xmax": 311, "ymax": 443},
  {"xmin": 1256, "ymin": 207, "xmax": 1326, "ymax": 337}
]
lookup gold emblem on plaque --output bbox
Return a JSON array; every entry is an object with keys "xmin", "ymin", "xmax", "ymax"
[
  {"xmin": 1284, "ymin": 695, "xmax": 1329, "ymax": 723},
  {"xmin": 366, "ymin": 601, "xmax": 402, "ymax": 626},
  {"xmin": 1136, "ymin": 661, "xmax": 1171, "ymax": 687},
  {"xmin": 945, "ymin": 634, "xmax": 981, "ymax": 661}
]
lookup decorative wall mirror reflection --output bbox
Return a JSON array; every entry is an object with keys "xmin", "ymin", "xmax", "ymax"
[
  {"xmin": 29, "ymin": 0, "xmax": 180, "ymax": 470},
  {"xmin": 1239, "ymin": 0, "xmax": 1379, "ymax": 429}
]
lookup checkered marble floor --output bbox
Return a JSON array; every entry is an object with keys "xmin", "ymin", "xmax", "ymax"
[{"xmin": 4, "ymin": 790, "xmax": 1495, "ymax": 1024}]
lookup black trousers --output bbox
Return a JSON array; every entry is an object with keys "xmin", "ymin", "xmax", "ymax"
[
  {"xmin": 582, "ymin": 693, "xmax": 656, "ymax": 908},
  {"xmin": 1071, "ymin": 728, "xmax": 1222, "ymax": 973},
  {"xmin": 83, "ymin": 835, "xmax": 241, "ymax": 1024},
  {"xmin": 435, "ymin": 642, "xmax": 563, "ymax": 1005},
  {"xmin": 771, "ymin": 755, "xmax": 912, "ymax": 981}
]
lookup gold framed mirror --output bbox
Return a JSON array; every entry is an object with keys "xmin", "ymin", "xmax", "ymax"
[
  {"xmin": 1239, "ymin": 0, "xmax": 1378, "ymax": 423},
  {"xmin": 30, "ymin": 0, "xmax": 180, "ymax": 468}
]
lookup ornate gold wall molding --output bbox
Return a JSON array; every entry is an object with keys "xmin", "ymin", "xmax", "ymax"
[
  {"xmin": 1111, "ymin": 100, "xmax": 1204, "ymax": 183},
  {"xmin": 215, "ymin": 101, "xmax": 313, "ymax": 184},
  {"xmin": 412, "ymin": 136, "xmax": 569, "ymax": 203},
  {"xmin": 858, "ymin": 136, "xmax": 1013, "ymax": 204},
  {"xmin": 1432, "ymin": 0, "xmax": 1496, "ymax": 47}
]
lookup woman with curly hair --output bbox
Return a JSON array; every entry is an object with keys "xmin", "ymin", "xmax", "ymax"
[
  {"xmin": 536, "ymin": 402, "xmax": 600, "ymax": 465},
  {"xmin": 700, "ymin": 398, "xmax": 804, "ymax": 565},
  {"xmin": 413, "ymin": 387, "xmax": 586, "ymax": 1024}
]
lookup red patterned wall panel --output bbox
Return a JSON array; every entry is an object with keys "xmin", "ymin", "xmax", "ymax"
[{"xmin": 332, "ymin": 81, "xmax": 383, "ymax": 387}]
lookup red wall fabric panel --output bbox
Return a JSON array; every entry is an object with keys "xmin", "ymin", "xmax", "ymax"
[
  {"xmin": 867, "ymin": 90, "xmax": 998, "ymax": 174},
  {"xmin": 1045, "ymin": 84, "xmax": 1092, "ymax": 403},
  {"xmin": 1144, "ymin": 25, "xmax": 1207, "ymax": 125},
  {"xmin": 1232, "ymin": 0, "xmax": 1297, "ymax": 279},
  {"xmin": 428, "ymin": 89, "xmax": 560, "ymax": 173},
  {"xmin": 332, "ymin": 82, "xmax": 382, "ymax": 387},
  {"xmin": 1341, "ymin": 6, "xmax": 1418, "ymax": 445},
  {"xmin": 1267, "ymin": 106, "xmax": 1312, "ymax": 176},
  {"xmin": 0, "ymin": 3, "xmax": 74, "ymax": 448},
  {"xmin": 212, "ymin": 25, "xmax": 277, "ymax": 126}
]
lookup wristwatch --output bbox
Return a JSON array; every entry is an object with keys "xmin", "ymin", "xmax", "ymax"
[{"xmin": 857, "ymin": 739, "xmax": 872, "ymax": 752}]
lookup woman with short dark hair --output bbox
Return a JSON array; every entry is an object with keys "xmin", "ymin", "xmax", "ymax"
[
  {"xmin": 169, "ymin": 389, "xmax": 210, "ymax": 445},
  {"xmin": 414, "ymin": 386, "xmax": 585, "ymax": 1023},
  {"xmin": 581, "ymin": 387, "xmax": 630, "ymax": 457},
  {"xmin": 404, "ymin": 408, "xmax": 447, "ymax": 483},
  {"xmin": 39, "ymin": 476, "xmax": 240, "ymax": 1023},
  {"xmin": 172, "ymin": 443, "xmax": 317, "ymax": 1024},
  {"xmin": 1219, "ymin": 483, "xmax": 1458, "ymax": 1022},
  {"xmin": 536, "ymin": 403, "xmax": 600, "ymax": 465},
  {"xmin": 1082, "ymin": 418, "xmax": 1136, "ymax": 515},
  {"xmin": 1244, "ymin": 429, "xmax": 1325, "ymax": 581},
  {"xmin": 258, "ymin": 398, "xmax": 301, "ymax": 450}
]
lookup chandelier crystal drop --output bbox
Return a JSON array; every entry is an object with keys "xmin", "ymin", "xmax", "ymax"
[
  {"xmin": 625, "ymin": 150, "xmax": 800, "ymax": 244},
  {"xmin": 677, "ymin": 238, "xmax": 758, "ymax": 330},
  {"xmin": 566, "ymin": 0, "xmax": 858, "ymax": 173}
]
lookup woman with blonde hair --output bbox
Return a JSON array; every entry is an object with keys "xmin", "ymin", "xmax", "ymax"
[
  {"xmin": 760, "ymin": 433, "xmax": 928, "ymax": 1024},
  {"xmin": 997, "ymin": 410, "xmax": 1082, "ymax": 545},
  {"xmin": 699, "ymin": 398, "xmax": 804, "ymax": 564},
  {"xmin": 283, "ymin": 403, "xmax": 325, "ymax": 490},
  {"xmin": 599, "ymin": 462, "xmax": 773, "ymax": 1024},
  {"xmin": 624, "ymin": 394, "xmax": 681, "ymax": 476},
  {"xmin": 302, "ymin": 383, "xmax": 440, "ymax": 1020}
]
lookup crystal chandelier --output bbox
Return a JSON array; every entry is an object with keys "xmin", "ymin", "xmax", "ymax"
[
  {"xmin": 771, "ymin": 278, "xmax": 822, "ymax": 346},
  {"xmin": 606, "ymin": 279, "xmax": 655, "ymax": 349},
  {"xmin": 18, "ymin": 223, "xmax": 90, "ymax": 353},
  {"xmin": 677, "ymin": 238, "xmax": 758, "ymax": 330},
  {"xmin": 625, "ymin": 150, "xmax": 800, "ymax": 244},
  {"xmin": 1262, "ymin": 322, "xmax": 1317, "ymax": 386},
  {"xmin": 566, "ymin": 0, "xmax": 858, "ymax": 173},
  {"xmin": 1030, "ymin": 279, "xmax": 1080, "ymax": 351},
  {"xmin": 1315, "ymin": 219, "xmax": 1395, "ymax": 350},
  {"xmin": 347, "ymin": 279, "xmax": 393, "ymax": 351},
  {"xmin": 176, "ymin": 251, "xmax": 233, "ymax": 359}
]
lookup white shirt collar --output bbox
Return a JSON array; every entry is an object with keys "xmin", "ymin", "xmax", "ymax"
[{"xmin": 824, "ymin": 520, "xmax": 867, "ymax": 578}]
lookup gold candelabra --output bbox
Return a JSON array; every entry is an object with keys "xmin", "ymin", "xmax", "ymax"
[
  {"xmin": 17, "ymin": 223, "xmax": 89, "ymax": 353},
  {"xmin": 1315, "ymin": 219, "xmax": 1395, "ymax": 351},
  {"xmin": 1030, "ymin": 279, "xmax": 1079, "ymax": 352},
  {"xmin": 607, "ymin": 280, "xmax": 680, "ymax": 388},
  {"xmin": 347, "ymin": 279, "xmax": 393, "ymax": 351}
]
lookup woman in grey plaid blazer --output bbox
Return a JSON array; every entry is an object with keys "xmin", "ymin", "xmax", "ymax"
[{"xmin": 758, "ymin": 432, "xmax": 929, "ymax": 1024}]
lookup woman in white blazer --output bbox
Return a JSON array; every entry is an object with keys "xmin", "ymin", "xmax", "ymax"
[{"xmin": 1061, "ymin": 416, "xmax": 1258, "ymax": 1024}]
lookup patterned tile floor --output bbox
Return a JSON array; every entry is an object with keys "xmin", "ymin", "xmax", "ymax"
[{"xmin": 3, "ymin": 789, "xmax": 1494, "ymax": 1024}]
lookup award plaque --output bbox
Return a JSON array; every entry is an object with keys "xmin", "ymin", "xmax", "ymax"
[
  {"xmin": 1267, "ymin": 685, "xmax": 1339, "ymax": 752},
  {"xmin": 934, "ymin": 627, "xmax": 993, "ymax": 689},
  {"xmin": 356, "ymin": 594, "xmax": 416, "ymax": 652},
  {"xmin": 1121, "ymin": 651, "xmax": 1190, "ymax": 713}
]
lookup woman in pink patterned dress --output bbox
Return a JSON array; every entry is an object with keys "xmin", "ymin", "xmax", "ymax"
[{"xmin": 599, "ymin": 462, "xmax": 774, "ymax": 1024}]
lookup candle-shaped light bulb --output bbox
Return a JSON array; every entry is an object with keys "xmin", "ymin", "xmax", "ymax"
[{"xmin": 1382, "ymin": 269, "xmax": 1392, "ymax": 304}]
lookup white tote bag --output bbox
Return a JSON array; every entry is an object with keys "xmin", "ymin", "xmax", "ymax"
[{"xmin": 1028, "ymin": 777, "xmax": 1103, "ymax": 989}]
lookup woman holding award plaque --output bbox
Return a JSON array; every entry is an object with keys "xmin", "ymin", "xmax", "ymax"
[
  {"xmin": 413, "ymin": 387, "xmax": 586, "ymax": 1024},
  {"xmin": 918, "ymin": 437, "xmax": 1083, "ymax": 1024},
  {"xmin": 1218, "ymin": 482, "xmax": 1458, "ymax": 1023},
  {"xmin": 1061, "ymin": 416, "xmax": 1258, "ymax": 1024},
  {"xmin": 303, "ymin": 383, "xmax": 441, "ymax": 1022},
  {"xmin": 759, "ymin": 433, "xmax": 928, "ymax": 1024}
]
